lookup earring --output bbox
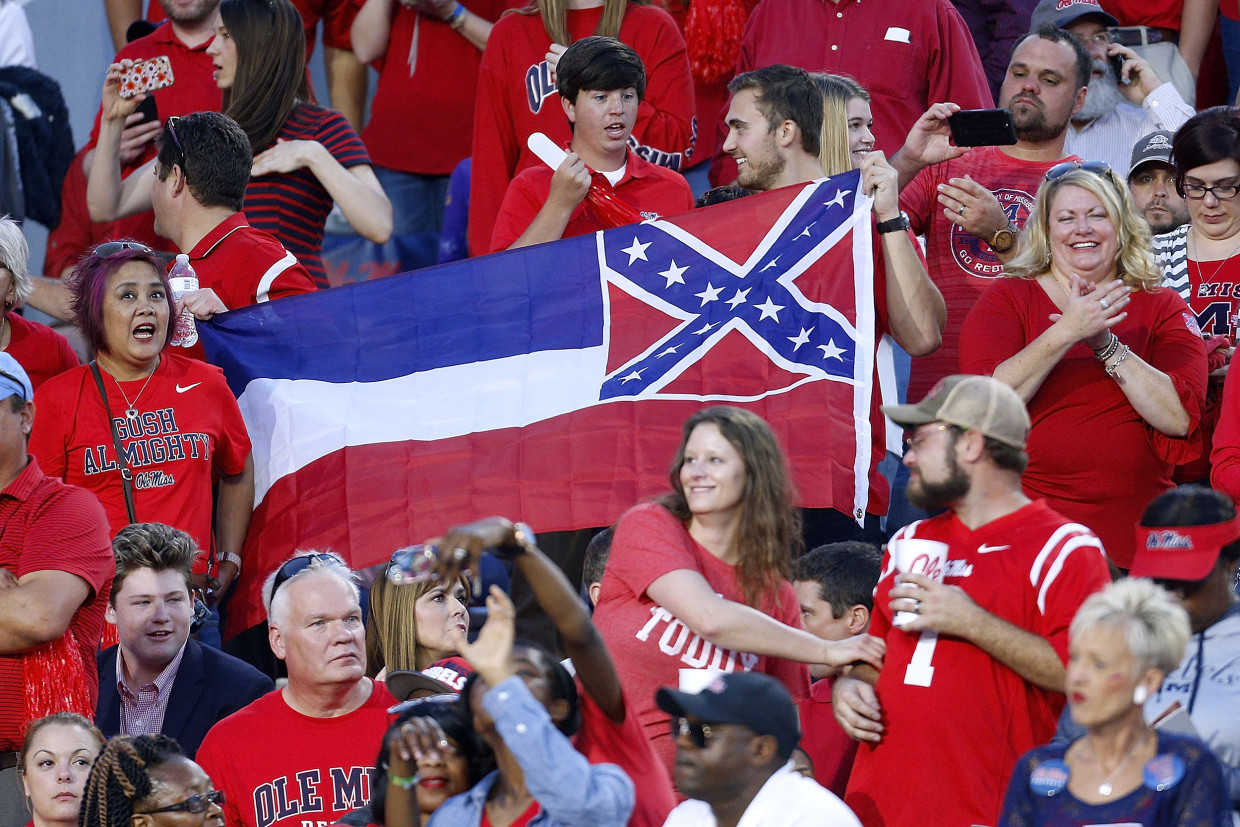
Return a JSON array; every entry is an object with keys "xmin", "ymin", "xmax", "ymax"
[{"xmin": 1133, "ymin": 685, "xmax": 1148, "ymax": 705}]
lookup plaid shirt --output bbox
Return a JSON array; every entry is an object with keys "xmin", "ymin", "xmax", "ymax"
[{"xmin": 116, "ymin": 641, "xmax": 187, "ymax": 735}]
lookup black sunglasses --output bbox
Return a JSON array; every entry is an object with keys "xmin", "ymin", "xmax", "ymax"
[
  {"xmin": 94, "ymin": 240, "xmax": 154, "ymax": 258},
  {"xmin": 670, "ymin": 716, "xmax": 718, "ymax": 749},
  {"xmin": 165, "ymin": 115, "xmax": 184, "ymax": 155},
  {"xmin": 1045, "ymin": 160, "xmax": 1112, "ymax": 181},
  {"xmin": 269, "ymin": 552, "xmax": 343, "ymax": 600},
  {"xmin": 138, "ymin": 790, "xmax": 225, "ymax": 815}
]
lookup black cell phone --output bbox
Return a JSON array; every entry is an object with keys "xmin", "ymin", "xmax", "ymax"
[
  {"xmin": 1109, "ymin": 53, "xmax": 1130, "ymax": 85},
  {"xmin": 948, "ymin": 108, "xmax": 1018, "ymax": 147},
  {"xmin": 135, "ymin": 94, "xmax": 158, "ymax": 125}
]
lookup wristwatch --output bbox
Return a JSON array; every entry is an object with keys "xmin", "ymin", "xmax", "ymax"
[
  {"xmin": 497, "ymin": 521, "xmax": 539, "ymax": 559},
  {"xmin": 989, "ymin": 224, "xmax": 1018, "ymax": 254},
  {"xmin": 876, "ymin": 212, "xmax": 911, "ymax": 234}
]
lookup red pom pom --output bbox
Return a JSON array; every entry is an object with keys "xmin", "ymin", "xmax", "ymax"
[
  {"xmin": 21, "ymin": 631, "xmax": 94, "ymax": 739},
  {"xmin": 685, "ymin": 0, "xmax": 747, "ymax": 84}
]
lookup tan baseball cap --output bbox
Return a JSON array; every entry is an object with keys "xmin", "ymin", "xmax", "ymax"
[{"xmin": 882, "ymin": 374, "xmax": 1030, "ymax": 450}]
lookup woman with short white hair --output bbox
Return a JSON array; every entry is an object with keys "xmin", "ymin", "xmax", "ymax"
[
  {"xmin": 0, "ymin": 216, "xmax": 77, "ymax": 388},
  {"xmin": 999, "ymin": 578, "xmax": 1230, "ymax": 826}
]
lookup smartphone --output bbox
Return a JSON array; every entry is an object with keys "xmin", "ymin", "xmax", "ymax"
[
  {"xmin": 118, "ymin": 56, "xmax": 175, "ymax": 99},
  {"xmin": 134, "ymin": 94, "xmax": 158, "ymax": 124},
  {"xmin": 1109, "ymin": 53, "xmax": 1131, "ymax": 85},
  {"xmin": 948, "ymin": 108, "xmax": 1018, "ymax": 147}
]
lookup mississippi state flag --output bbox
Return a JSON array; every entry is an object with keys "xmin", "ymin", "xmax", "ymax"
[{"xmin": 201, "ymin": 172, "xmax": 876, "ymax": 634}]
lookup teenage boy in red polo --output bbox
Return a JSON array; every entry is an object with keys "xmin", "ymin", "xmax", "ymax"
[{"xmin": 489, "ymin": 36, "xmax": 693, "ymax": 253}]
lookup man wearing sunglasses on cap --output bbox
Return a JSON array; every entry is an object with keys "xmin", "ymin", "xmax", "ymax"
[
  {"xmin": 196, "ymin": 552, "xmax": 396, "ymax": 827},
  {"xmin": 0, "ymin": 352, "xmax": 113, "ymax": 827},
  {"xmin": 656, "ymin": 671, "xmax": 861, "ymax": 826}
]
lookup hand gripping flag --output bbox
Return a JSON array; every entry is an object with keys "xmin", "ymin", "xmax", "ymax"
[{"xmin": 201, "ymin": 171, "xmax": 876, "ymax": 636}]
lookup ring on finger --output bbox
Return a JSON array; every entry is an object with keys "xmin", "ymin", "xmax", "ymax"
[
  {"xmin": 958, "ymin": 205, "xmax": 966, "ymax": 215},
  {"xmin": 912, "ymin": 599, "xmax": 922, "ymax": 613},
  {"xmin": 1100, "ymin": 298, "xmax": 1110, "ymax": 310}
]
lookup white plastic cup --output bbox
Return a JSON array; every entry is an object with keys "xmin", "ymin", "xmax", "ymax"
[{"xmin": 890, "ymin": 538, "xmax": 949, "ymax": 627}]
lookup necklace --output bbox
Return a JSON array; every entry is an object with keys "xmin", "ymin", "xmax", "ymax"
[
  {"xmin": 1089, "ymin": 731, "xmax": 1147, "ymax": 797},
  {"xmin": 103, "ymin": 360, "xmax": 158, "ymax": 421},
  {"xmin": 1190, "ymin": 229, "xmax": 1240, "ymax": 286}
]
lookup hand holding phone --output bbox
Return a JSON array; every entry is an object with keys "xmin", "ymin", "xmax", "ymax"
[
  {"xmin": 947, "ymin": 109, "xmax": 1018, "ymax": 148},
  {"xmin": 118, "ymin": 56, "xmax": 175, "ymax": 99}
]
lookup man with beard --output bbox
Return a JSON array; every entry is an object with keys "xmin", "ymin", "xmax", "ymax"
[
  {"xmin": 834, "ymin": 374, "xmax": 1111, "ymax": 827},
  {"xmin": 1030, "ymin": 0, "xmax": 1194, "ymax": 173},
  {"xmin": 1128, "ymin": 130, "xmax": 1190, "ymax": 234},
  {"xmin": 720, "ymin": 63, "xmax": 946, "ymax": 547},
  {"xmin": 889, "ymin": 26, "xmax": 1089, "ymax": 473}
]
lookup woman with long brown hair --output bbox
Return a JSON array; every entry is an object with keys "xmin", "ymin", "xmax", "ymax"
[{"xmin": 591, "ymin": 405, "xmax": 885, "ymax": 775}]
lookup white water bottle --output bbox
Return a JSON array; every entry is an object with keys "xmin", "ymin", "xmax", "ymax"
[{"xmin": 169, "ymin": 254, "xmax": 199, "ymax": 347}]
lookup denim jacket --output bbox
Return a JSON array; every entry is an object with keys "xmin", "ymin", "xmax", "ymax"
[{"xmin": 427, "ymin": 675, "xmax": 634, "ymax": 827}]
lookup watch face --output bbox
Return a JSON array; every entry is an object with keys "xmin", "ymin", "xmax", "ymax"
[{"xmin": 992, "ymin": 230, "xmax": 1015, "ymax": 252}]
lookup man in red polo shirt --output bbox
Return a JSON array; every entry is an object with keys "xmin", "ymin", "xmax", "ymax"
[
  {"xmin": 490, "ymin": 36, "xmax": 693, "ymax": 253},
  {"xmin": 26, "ymin": 113, "xmax": 314, "ymax": 333}
]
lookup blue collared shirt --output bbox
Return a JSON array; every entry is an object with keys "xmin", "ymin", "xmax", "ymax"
[{"xmin": 428, "ymin": 676, "xmax": 634, "ymax": 827}]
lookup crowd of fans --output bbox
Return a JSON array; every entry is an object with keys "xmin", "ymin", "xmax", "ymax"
[{"xmin": 5, "ymin": 0, "xmax": 1240, "ymax": 824}]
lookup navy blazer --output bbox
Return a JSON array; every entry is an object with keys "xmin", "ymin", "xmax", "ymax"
[{"xmin": 97, "ymin": 638, "xmax": 274, "ymax": 758}]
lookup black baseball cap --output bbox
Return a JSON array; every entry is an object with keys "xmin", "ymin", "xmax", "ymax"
[{"xmin": 656, "ymin": 672, "xmax": 800, "ymax": 758}]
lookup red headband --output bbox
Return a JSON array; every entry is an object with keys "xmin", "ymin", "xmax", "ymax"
[{"xmin": 1130, "ymin": 516, "xmax": 1240, "ymax": 580}]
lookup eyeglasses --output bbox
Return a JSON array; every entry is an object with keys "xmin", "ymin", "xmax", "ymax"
[
  {"xmin": 902, "ymin": 423, "xmax": 956, "ymax": 454},
  {"xmin": 94, "ymin": 241, "xmax": 154, "ymax": 258},
  {"xmin": 1182, "ymin": 182, "xmax": 1240, "ymax": 200},
  {"xmin": 670, "ymin": 716, "xmax": 718, "ymax": 749},
  {"xmin": 137, "ymin": 790, "xmax": 225, "ymax": 815},
  {"xmin": 269, "ymin": 552, "xmax": 344, "ymax": 600},
  {"xmin": 1045, "ymin": 160, "xmax": 1113, "ymax": 182},
  {"xmin": 1081, "ymin": 30, "xmax": 1115, "ymax": 48}
]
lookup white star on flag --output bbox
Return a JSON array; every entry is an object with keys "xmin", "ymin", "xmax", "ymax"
[
  {"xmin": 725, "ymin": 287, "xmax": 751, "ymax": 310},
  {"xmin": 658, "ymin": 260, "xmax": 688, "ymax": 287},
  {"xmin": 755, "ymin": 297, "xmax": 784, "ymax": 322},
  {"xmin": 788, "ymin": 327, "xmax": 814, "ymax": 351},
  {"xmin": 818, "ymin": 339, "xmax": 845, "ymax": 361},
  {"xmin": 695, "ymin": 282, "xmax": 723, "ymax": 306},
  {"xmin": 622, "ymin": 237, "xmax": 651, "ymax": 265}
]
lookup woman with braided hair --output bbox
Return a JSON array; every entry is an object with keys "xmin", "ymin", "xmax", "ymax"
[{"xmin": 80, "ymin": 735, "xmax": 224, "ymax": 827}]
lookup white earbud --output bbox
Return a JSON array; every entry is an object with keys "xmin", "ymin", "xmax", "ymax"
[{"xmin": 1133, "ymin": 685, "xmax": 1149, "ymax": 705}]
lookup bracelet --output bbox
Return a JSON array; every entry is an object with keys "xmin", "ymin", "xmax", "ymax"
[
  {"xmin": 388, "ymin": 772, "xmax": 420, "ymax": 790},
  {"xmin": 447, "ymin": 3, "xmax": 466, "ymax": 30},
  {"xmin": 1093, "ymin": 333, "xmax": 1119, "ymax": 362},
  {"xmin": 1104, "ymin": 345, "xmax": 1130, "ymax": 377},
  {"xmin": 220, "ymin": 552, "xmax": 243, "ymax": 571}
]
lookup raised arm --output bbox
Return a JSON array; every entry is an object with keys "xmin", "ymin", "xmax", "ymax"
[
  {"xmin": 863, "ymin": 150, "xmax": 944, "ymax": 356},
  {"xmin": 86, "ymin": 61, "xmax": 158, "ymax": 221},
  {"xmin": 437, "ymin": 517, "xmax": 625, "ymax": 722}
]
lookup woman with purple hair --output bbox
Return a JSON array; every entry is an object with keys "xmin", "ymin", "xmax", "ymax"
[{"xmin": 27, "ymin": 241, "xmax": 254, "ymax": 637}]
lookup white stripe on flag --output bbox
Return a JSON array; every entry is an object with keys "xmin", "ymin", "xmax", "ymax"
[{"xmin": 239, "ymin": 345, "xmax": 610, "ymax": 503}]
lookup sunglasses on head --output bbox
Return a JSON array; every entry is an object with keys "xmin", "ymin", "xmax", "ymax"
[
  {"xmin": 137, "ymin": 790, "xmax": 225, "ymax": 816},
  {"xmin": 94, "ymin": 241, "xmax": 154, "ymax": 258},
  {"xmin": 165, "ymin": 115, "xmax": 183, "ymax": 155},
  {"xmin": 670, "ymin": 716, "xmax": 719, "ymax": 749},
  {"xmin": 1045, "ymin": 160, "xmax": 1112, "ymax": 182},
  {"xmin": 269, "ymin": 552, "xmax": 343, "ymax": 600}
]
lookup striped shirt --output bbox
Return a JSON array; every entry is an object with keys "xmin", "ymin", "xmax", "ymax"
[
  {"xmin": 244, "ymin": 102, "xmax": 371, "ymax": 289},
  {"xmin": 117, "ymin": 641, "xmax": 188, "ymax": 736}
]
